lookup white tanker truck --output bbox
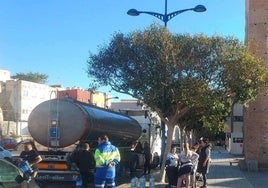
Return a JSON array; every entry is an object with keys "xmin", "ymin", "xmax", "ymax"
[{"xmin": 17, "ymin": 97, "xmax": 145, "ymax": 187}]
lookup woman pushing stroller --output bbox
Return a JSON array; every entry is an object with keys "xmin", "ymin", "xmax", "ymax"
[{"xmin": 176, "ymin": 143, "xmax": 199, "ymax": 188}]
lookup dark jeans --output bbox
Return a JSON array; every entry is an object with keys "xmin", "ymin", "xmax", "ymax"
[
  {"xmin": 166, "ymin": 166, "xmax": 178, "ymax": 186},
  {"xmin": 197, "ymin": 162, "xmax": 210, "ymax": 186},
  {"xmin": 80, "ymin": 170, "xmax": 93, "ymax": 188},
  {"xmin": 144, "ymin": 159, "xmax": 151, "ymax": 174}
]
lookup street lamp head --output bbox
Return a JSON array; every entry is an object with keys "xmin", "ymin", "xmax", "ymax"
[
  {"xmin": 127, "ymin": 9, "xmax": 140, "ymax": 16},
  {"xmin": 193, "ymin": 5, "xmax": 206, "ymax": 12}
]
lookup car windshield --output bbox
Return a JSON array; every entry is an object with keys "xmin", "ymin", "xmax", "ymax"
[{"xmin": 0, "ymin": 159, "xmax": 21, "ymax": 183}]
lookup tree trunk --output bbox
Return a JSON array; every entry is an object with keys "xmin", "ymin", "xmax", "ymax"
[{"xmin": 159, "ymin": 124, "xmax": 175, "ymax": 183}]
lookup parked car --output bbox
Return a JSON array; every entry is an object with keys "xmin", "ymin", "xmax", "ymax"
[
  {"xmin": 0, "ymin": 146, "xmax": 12, "ymax": 159},
  {"xmin": 0, "ymin": 138, "xmax": 18, "ymax": 150},
  {"xmin": 0, "ymin": 147, "xmax": 40, "ymax": 188},
  {"xmin": 0, "ymin": 159, "xmax": 27, "ymax": 188}
]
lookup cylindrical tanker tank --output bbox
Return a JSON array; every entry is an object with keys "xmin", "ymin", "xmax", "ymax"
[{"xmin": 28, "ymin": 98, "xmax": 142, "ymax": 148}]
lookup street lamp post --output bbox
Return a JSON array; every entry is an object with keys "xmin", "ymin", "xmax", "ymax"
[
  {"xmin": 127, "ymin": 0, "xmax": 206, "ymax": 27},
  {"xmin": 127, "ymin": 0, "xmax": 206, "ymax": 165}
]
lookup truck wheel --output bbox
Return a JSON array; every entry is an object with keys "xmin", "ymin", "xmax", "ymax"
[{"xmin": 129, "ymin": 157, "xmax": 138, "ymax": 172}]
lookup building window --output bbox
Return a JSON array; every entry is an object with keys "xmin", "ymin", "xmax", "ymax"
[
  {"xmin": 232, "ymin": 116, "xmax": 243, "ymax": 122},
  {"xmin": 22, "ymin": 109, "xmax": 28, "ymax": 114},
  {"xmin": 22, "ymin": 90, "xmax": 28, "ymax": 97},
  {"xmin": 233, "ymin": 137, "xmax": 243, "ymax": 143}
]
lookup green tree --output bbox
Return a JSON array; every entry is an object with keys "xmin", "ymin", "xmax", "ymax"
[
  {"xmin": 87, "ymin": 24, "xmax": 268, "ymax": 181},
  {"xmin": 11, "ymin": 72, "xmax": 48, "ymax": 84}
]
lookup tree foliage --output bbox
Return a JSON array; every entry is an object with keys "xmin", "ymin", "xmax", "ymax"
[
  {"xmin": 87, "ymin": 24, "xmax": 267, "ymax": 127},
  {"xmin": 11, "ymin": 72, "xmax": 48, "ymax": 84},
  {"xmin": 87, "ymin": 24, "xmax": 268, "ymax": 180}
]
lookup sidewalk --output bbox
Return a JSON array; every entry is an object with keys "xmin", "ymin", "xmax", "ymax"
[
  {"xmin": 208, "ymin": 146, "xmax": 252, "ymax": 188},
  {"xmin": 209, "ymin": 146, "xmax": 268, "ymax": 188},
  {"xmin": 117, "ymin": 146, "xmax": 268, "ymax": 188}
]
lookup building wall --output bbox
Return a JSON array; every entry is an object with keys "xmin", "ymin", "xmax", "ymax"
[
  {"xmin": 19, "ymin": 80, "xmax": 58, "ymax": 121},
  {"xmin": 92, "ymin": 92, "xmax": 107, "ymax": 108},
  {"xmin": 58, "ymin": 89, "xmax": 91, "ymax": 103},
  {"xmin": 0, "ymin": 79, "xmax": 59, "ymax": 136},
  {"xmin": 57, "ymin": 89, "xmax": 116, "ymax": 109},
  {"xmin": 0, "ymin": 70, "xmax": 11, "ymax": 82},
  {"xmin": 232, "ymin": 103, "xmax": 244, "ymax": 133},
  {"xmin": 244, "ymin": 0, "xmax": 268, "ymax": 167},
  {"xmin": 111, "ymin": 100, "xmax": 162, "ymax": 155},
  {"xmin": 0, "ymin": 69, "xmax": 115, "ymax": 138}
]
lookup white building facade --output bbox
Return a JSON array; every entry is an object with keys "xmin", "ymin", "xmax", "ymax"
[
  {"xmin": 111, "ymin": 100, "xmax": 162, "ymax": 155},
  {"xmin": 0, "ymin": 74, "xmax": 60, "ymax": 137},
  {"xmin": 226, "ymin": 103, "xmax": 244, "ymax": 154}
]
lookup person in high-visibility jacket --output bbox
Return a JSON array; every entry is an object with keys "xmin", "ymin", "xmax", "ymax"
[{"xmin": 94, "ymin": 135, "xmax": 121, "ymax": 188}]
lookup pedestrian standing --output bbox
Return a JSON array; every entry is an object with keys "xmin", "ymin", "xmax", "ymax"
[
  {"xmin": 197, "ymin": 137, "xmax": 211, "ymax": 188},
  {"xmin": 165, "ymin": 145, "xmax": 179, "ymax": 188},
  {"xmin": 19, "ymin": 142, "xmax": 42, "ymax": 178},
  {"xmin": 71, "ymin": 143, "xmax": 95, "ymax": 188},
  {"xmin": 177, "ymin": 143, "xmax": 199, "ymax": 188},
  {"xmin": 94, "ymin": 135, "xmax": 121, "ymax": 188},
  {"xmin": 190, "ymin": 143, "xmax": 200, "ymax": 188}
]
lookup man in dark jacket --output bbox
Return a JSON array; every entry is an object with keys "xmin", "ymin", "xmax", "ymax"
[
  {"xmin": 19, "ymin": 142, "xmax": 42, "ymax": 178},
  {"xmin": 197, "ymin": 138, "xmax": 211, "ymax": 188},
  {"xmin": 72, "ymin": 143, "xmax": 95, "ymax": 188}
]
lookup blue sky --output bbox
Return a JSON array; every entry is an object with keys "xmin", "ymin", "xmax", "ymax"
[{"xmin": 0, "ymin": 0, "xmax": 245, "ymax": 100}]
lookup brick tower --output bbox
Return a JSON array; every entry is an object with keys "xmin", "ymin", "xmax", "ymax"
[{"xmin": 244, "ymin": 0, "xmax": 268, "ymax": 169}]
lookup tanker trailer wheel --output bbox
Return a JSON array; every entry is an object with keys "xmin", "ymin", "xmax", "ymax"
[{"xmin": 129, "ymin": 155, "xmax": 139, "ymax": 172}]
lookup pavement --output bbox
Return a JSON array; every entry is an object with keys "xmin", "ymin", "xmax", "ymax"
[{"xmin": 117, "ymin": 146, "xmax": 268, "ymax": 188}]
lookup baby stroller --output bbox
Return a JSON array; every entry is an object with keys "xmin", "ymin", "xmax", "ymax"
[
  {"xmin": 195, "ymin": 171, "xmax": 203, "ymax": 187},
  {"xmin": 175, "ymin": 168, "xmax": 201, "ymax": 188}
]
